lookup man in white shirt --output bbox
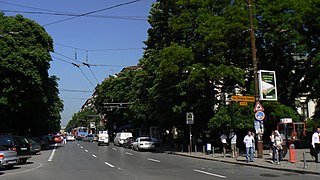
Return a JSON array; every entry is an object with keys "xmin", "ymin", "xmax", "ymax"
[
  {"xmin": 243, "ymin": 131, "xmax": 254, "ymax": 162},
  {"xmin": 312, "ymin": 128, "xmax": 320, "ymax": 162},
  {"xmin": 229, "ymin": 130, "xmax": 237, "ymax": 158}
]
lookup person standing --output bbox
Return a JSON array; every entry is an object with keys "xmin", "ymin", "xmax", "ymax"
[
  {"xmin": 269, "ymin": 130, "xmax": 275, "ymax": 156},
  {"xmin": 229, "ymin": 130, "xmax": 237, "ymax": 158},
  {"xmin": 273, "ymin": 130, "xmax": 283, "ymax": 163},
  {"xmin": 312, "ymin": 128, "xmax": 320, "ymax": 162},
  {"xmin": 220, "ymin": 132, "xmax": 227, "ymax": 158},
  {"xmin": 243, "ymin": 131, "xmax": 254, "ymax": 162}
]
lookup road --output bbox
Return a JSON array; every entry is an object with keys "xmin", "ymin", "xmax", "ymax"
[{"xmin": 0, "ymin": 141, "xmax": 318, "ymax": 180}]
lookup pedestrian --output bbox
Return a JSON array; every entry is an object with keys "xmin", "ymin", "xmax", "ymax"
[
  {"xmin": 269, "ymin": 130, "xmax": 275, "ymax": 156},
  {"xmin": 63, "ymin": 134, "xmax": 67, "ymax": 144},
  {"xmin": 311, "ymin": 128, "xmax": 320, "ymax": 162},
  {"xmin": 273, "ymin": 130, "xmax": 283, "ymax": 163},
  {"xmin": 243, "ymin": 131, "xmax": 254, "ymax": 162},
  {"xmin": 220, "ymin": 132, "xmax": 227, "ymax": 157},
  {"xmin": 229, "ymin": 130, "xmax": 237, "ymax": 158}
]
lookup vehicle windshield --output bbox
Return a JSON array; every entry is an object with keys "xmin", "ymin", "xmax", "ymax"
[{"xmin": 140, "ymin": 138, "xmax": 152, "ymax": 142}]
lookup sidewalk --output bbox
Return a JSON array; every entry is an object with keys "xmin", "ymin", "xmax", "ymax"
[{"xmin": 156, "ymin": 146, "xmax": 320, "ymax": 175}]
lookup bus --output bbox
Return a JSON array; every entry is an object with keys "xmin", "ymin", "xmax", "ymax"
[{"xmin": 73, "ymin": 127, "xmax": 88, "ymax": 140}]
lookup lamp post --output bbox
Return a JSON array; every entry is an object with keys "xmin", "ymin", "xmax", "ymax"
[{"xmin": 247, "ymin": 0, "xmax": 263, "ymax": 158}]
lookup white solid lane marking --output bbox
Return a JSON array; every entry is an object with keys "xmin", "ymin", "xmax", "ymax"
[
  {"xmin": 92, "ymin": 154, "xmax": 97, "ymax": 158},
  {"xmin": 112, "ymin": 148, "xmax": 117, "ymax": 151},
  {"xmin": 125, "ymin": 152, "xmax": 133, "ymax": 156},
  {"xmin": 147, "ymin": 158, "xmax": 160, "ymax": 163},
  {"xmin": 85, "ymin": 149, "xmax": 88, "ymax": 152},
  {"xmin": 48, "ymin": 143, "xmax": 57, "ymax": 161},
  {"xmin": 194, "ymin": 169, "xmax": 227, "ymax": 179},
  {"xmin": 105, "ymin": 162, "xmax": 115, "ymax": 168}
]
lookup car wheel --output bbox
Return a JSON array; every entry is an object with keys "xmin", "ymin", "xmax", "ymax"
[
  {"xmin": 5, "ymin": 165, "xmax": 14, "ymax": 169},
  {"xmin": 19, "ymin": 158, "xmax": 28, "ymax": 164}
]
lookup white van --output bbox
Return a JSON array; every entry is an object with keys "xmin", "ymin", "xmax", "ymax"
[
  {"xmin": 98, "ymin": 131, "xmax": 109, "ymax": 146},
  {"xmin": 114, "ymin": 132, "xmax": 133, "ymax": 146}
]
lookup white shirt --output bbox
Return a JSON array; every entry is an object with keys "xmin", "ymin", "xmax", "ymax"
[
  {"xmin": 220, "ymin": 134, "xmax": 227, "ymax": 144},
  {"xmin": 312, "ymin": 132, "xmax": 320, "ymax": 147},
  {"xmin": 243, "ymin": 135, "xmax": 254, "ymax": 148}
]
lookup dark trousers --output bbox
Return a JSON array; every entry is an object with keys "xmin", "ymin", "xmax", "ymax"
[
  {"xmin": 272, "ymin": 146, "xmax": 283, "ymax": 162},
  {"xmin": 315, "ymin": 144, "xmax": 320, "ymax": 162}
]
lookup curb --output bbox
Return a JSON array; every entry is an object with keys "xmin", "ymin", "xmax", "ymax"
[{"xmin": 156, "ymin": 149, "xmax": 320, "ymax": 176}]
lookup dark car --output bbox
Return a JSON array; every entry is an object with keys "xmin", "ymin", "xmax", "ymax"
[
  {"xmin": 123, "ymin": 137, "xmax": 134, "ymax": 149},
  {"xmin": 0, "ymin": 135, "xmax": 32, "ymax": 164},
  {"xmin": 27, "ymin": 138, "xmax": 41, "ymax": 155}
]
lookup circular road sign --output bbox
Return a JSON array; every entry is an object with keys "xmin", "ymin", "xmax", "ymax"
[{"xmin": 255, "ymin": 111, "xmax": 265, "ymax": 121}]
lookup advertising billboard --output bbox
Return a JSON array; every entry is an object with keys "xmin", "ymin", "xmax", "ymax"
[{"xmin": 258, "ymin": 70, "xmax": 277, "ymax": 101}]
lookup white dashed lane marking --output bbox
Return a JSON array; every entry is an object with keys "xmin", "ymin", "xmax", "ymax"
[
  {"xmin": 147, "ymin": 158, "xmax": 160, "ymax": 163},
  {"xmin": 105, "ymin": 162, "xmax": 115, "ymax": 168},
  {"xmin": 193, "ymin": 169, "xmax": 227, "ymax": 179}
]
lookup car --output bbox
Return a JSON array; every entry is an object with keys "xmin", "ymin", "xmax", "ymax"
[
  {"xmin": 97, "ymin": 131, "xmax": 109, "ymax": 146},
  {"xmin": 114, "ymin": 132, "xmax": 133, "ymax": 146},
  {"xmin": 82, "ymin": 134, "xmax": 94, "ymax": 142},
  {"xmin": 132, "ymin": 137, "xmax": 156, "ymax": 151},
  {"xmin": 0, "ymin": 135, "xmax": 32, "ymax": 164},
  {"xmin": 123, "ymin": 137, "xmax": 134, "ymax": 149},
  {"xmin": 53, "ymin": 135, "xmax": 63, "ymax": 143},
  {"xmin": 66, "ymin": 134, "xmax": 75, "ymax": 141},
  {"xmin": 27, "ymin": 138, "xmax": 41, "ymax": 155},
  {"xmin": 0, "ymin": 145, "xmax": 18, "ymax": 169},
  {"xmin": 93, "ymin": 134, "xmax": 98, "ymax": 141},
  {"xmin": 28, "ymin": 137, "xmax": 49, "ymax": 150}
]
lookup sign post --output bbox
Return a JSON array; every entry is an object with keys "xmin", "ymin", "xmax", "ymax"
[
  {"xmin": 186, "ymin": 112, "xmax": 194, "ymax": 153},
  {"xmin": 254, "ymin": 101, "xmax": 264, "ymax": 158}
]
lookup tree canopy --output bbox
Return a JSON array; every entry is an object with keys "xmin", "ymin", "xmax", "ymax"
[{"xmin": 0, "ymin": 13, "xmax": 63, "ymax": 135}]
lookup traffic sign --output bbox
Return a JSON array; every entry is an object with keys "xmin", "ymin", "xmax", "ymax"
[
  {"xmin": 239, "ymin": 102, "xmax": 248, "ymax": 106},
  {"xmin": 186, "ymin": 112, "xmax": 194, "ymax": 124},
  {"xmin": 231, "ymin": 96, "xmax": 255, "ymax": 102},
  {"xmin": 254, "ymin": 101, "xmax": 264, "ymax": 112},
  {"xmin": 255, "ymin": 111, "xmax": 265, "ymax": 121}
]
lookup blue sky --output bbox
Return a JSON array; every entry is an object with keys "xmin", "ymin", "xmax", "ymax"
[{"xmin": 0, "ymin": 0, "xmax": 156, "ymax": 126}]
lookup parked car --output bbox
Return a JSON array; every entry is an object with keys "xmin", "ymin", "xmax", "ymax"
[
  {"xmin": 53, "ymin": 135, "xmax": 63, "ymax": 143},
  {"xmin": 93, "ymin": 134, "xmax": 98, "ymax": 142},
  {"xmin": 0, "ymin": 135, "xmax": 32, "ymax": 164},
  {"xmin": 27, "ymin": 138, "xmax": 41, "ymax": 155},
  {"xmin": 123, "ymin": 137, "xmax": 134, "ymax": 149},
  {"xmin": 82, "ymin": 134, "xmax": 94, "ymax": 142},
  {"xmin": 28, "ymin": 137, "xmax": 49, "ymax": 150},
  {"xmin": 132, "ymin": 137, "xmax": 156, "ymax": 151},
  {"xmin": 66, "ymin": 134, "xmax": 75, "ymax": 141},
  {"xmin": 0, "ymin": 145, "xmax": 18, "ymax": 169},
  {"xmin": 114, "ymin": 132, "xmax": 133, "ymax": 146},
  {"xmin": 97, "ymin": 131, "xmax": 109, "ymax": 146}
]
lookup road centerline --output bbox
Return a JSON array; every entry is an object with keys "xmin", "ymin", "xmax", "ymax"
[
  {"xmin": 105, "ymin": 162, "xmax": 115, "ymax": 168},
  {"xmin": 48, "ymin": 143, "xmax": 57, "ymax": 162}
]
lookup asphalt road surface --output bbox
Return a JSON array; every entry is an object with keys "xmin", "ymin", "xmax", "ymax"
[{"xmin": 1, "ymin": 141, "xmax": 319, "ymax": 180}]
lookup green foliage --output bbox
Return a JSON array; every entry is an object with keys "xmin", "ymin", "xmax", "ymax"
[{"xmin": 0, "ymin": 14, "xmax": 62, "ymax": 135}]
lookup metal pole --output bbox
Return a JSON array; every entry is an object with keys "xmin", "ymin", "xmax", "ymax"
[
  {"xmin": 303, "ymin": 152, "xmax": 308, "ymax": 169},
  {"xmin": 247, "ymin": 0, "xmax": 263, "ymax": 158},
  {"xmin": 189, "ymin": 125, "xmax": 192, "ymax": 153}
]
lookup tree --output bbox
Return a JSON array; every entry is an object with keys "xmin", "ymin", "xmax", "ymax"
[{"xmin": 0, "ymin": 13, "xmax": 63, "ymax": 135}]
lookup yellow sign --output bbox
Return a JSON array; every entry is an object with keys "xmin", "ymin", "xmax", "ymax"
[
  {"xmin": 239, "ymin": 102, "xmax": 248, "ymax": 106},
  {"xmin": 231, "ymin": 96, "xmax": 255, "ymax": 102}
]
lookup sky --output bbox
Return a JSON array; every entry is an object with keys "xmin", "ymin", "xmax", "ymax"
[{"xmin": 0, "ymin": 0, "xmax": 156, "ymax": 126}]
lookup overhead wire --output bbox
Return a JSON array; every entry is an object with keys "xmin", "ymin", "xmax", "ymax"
[{"xmin": 42, "ymin": 0, "xmax": 143, "ymax": 26}]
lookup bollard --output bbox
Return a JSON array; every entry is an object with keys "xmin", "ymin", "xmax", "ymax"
[
  {"xmin": 303, "ymin": 152, "xmax": 307, "ymax": 169},
  {"xmin": 288, "ymin": 144, "xmax": 298, "ymax": 163},
  {"xmin": 211, "ymin": 146, "xmax": 214, "ymax": 157},
  {"xmin": 203, "ymin": 145, "xmax": 205, "ymax": 155},
  {"xmin": 195, "ymin": 145, "xmax": 197, "ymax": 153},
  {"xmin": 181, "ymin": 144, "xmax": 184, "ymax": 153}
]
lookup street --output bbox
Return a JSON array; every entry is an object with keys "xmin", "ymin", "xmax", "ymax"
[{"xmin": 0, "ymin": 141, "xmax": 318, "ymax": 180}]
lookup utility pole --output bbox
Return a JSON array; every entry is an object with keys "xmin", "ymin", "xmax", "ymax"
[{"xmin": 247, "ymin": 0, "xmax": 263, "ymax": 158}]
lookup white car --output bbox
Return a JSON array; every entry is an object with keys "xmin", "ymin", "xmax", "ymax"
[
  {"xmin": 66, "ymin": 135, "xmax": 75, "ymax": 141},
  {"xmin": 132, "ymin": 137, "xmax": 155, "ymax": 151},
  {"xmin": 98, "ymin": 131, "xmax": 109, "ymax": 146}
]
